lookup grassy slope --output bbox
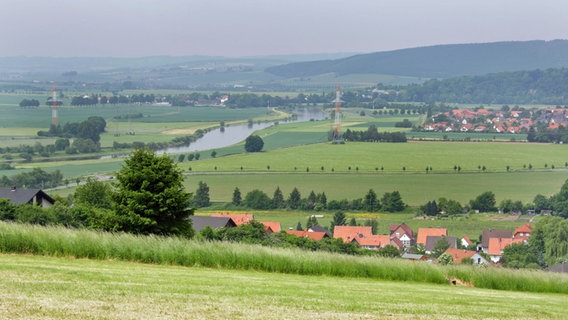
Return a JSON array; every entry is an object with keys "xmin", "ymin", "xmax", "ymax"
[{"xmin": 1, "ymin": 254, "xmax": 566, "ymax": 319}]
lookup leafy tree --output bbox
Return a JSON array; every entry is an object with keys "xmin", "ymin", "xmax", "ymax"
[
  {"xmin": 244, "ymin": 135, "xmax": 264, "ymax": 152},
  {"xmin": 363, "ymin": 219, "xmax": 379, "ymax": 234},
  {"xmin": 470, "ymin": 191, "xmax": 497, "ymax": 212},
  {"xmin": 431, "ymin": 237, "xmax": 450, "ymax": 258},
  {"xmin": 194, "ymin": 181, "xmax": 210, "ymax": 207},
  {"xmin": 348, "ymin": 217, "xmax": 357, "ymax": 226},
  {"xmin": 244, "ymin": 189, "xmax": 272, "ymax": 209},
  {"xmin": 363, "ymin": 189, "xmax": 380, "ymax": 212},
  {"xmin": 232, "ymin": 187, "xmax": 242, "ymax": 206},
  {"xmin": 437, "ymin": 253, "xmax": 454, "ymax": 265},
  {"xmin": 421, "ymin": 200, "xmax": 438, "ymax": 216},
  {"xmin": 295, "ymin": 221, "xmax": 303, "ymax": 231},
  {"xmin": 381, "ymin": 191, "xmax": 405, "ymax": 212},
  {"xmin": 288, "ymin": 187, "xmax": 301, "ymax": 209},
  {"xmin": 330, "ymin": 211, "xmax": 346, "ymax": 232},
  {"xmin": 111, "ymin": 148, "xmax": 194, "ymax": 237},
  {"xmin": 272, "ymin": 186, "xmax": 285, "ymax": 209},
  {"xmin": 378, "ymin": 245, "xmax": 400, "ymax": 258},
  {"xmin": 211, "ymin": 150, "xmax": 217, "ymax": 158},
  {"xmin": 501, "ymin": 243, "xmax": 540, "ymax": 269},
  {"xmin": 306, "ymin": 216, "xmax": 319, "ymax": 229},
  {"xmin": 73, "ymin": 177, "xmax": 112, "ymax": 209},
  {"xmin": 54, "ymin": 138, "xmax": 70, "ymax": 151},
  {"xmin": 178, "ymin": 154, "xmax": 185, "ymax": 162}
]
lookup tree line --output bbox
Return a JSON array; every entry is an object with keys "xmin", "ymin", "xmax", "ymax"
[
  {"xmin": 37, "ymin": 116, "xmax": 106, "ymax": 154},
  {"xmin": 193, "ymin": 182, "xmax": 406, "ymax": 213},
  {"xmin": 420, "ymin": 180, "xmax": 568, "ymax": 219}
]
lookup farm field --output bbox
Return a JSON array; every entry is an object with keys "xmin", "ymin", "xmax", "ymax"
[
  {"xmin": 183, "ymin": 171, "xmax": 568, "ymax": 207},
  {"xmin": 185, "ymin": 141, "xmax": 568, "ymax": 174},
  {"xmin": 1, "ymin": 254, "xmax": 566, "ymax": 319}
]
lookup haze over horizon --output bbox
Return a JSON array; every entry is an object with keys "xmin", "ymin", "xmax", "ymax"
[{"xmin": 1, "ymin": 0, "xmax": 567, "ymax": 58}]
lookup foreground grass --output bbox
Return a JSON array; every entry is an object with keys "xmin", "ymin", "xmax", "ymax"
[
  {"xmin": 0, "ymin": 222, "xmax": 566, "ymax": 295},
  {"xmin": 1, "ymin": 254, "xmax": 566, "ymax": 320}
]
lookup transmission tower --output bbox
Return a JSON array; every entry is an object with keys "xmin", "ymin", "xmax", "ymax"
[
  {"xmin": 51, "ymin": 83, "xmax": 58, "ymax": 127},
  {"xmin": 332, "ymin": 86, "xmax": 343, "ymax": 144}
]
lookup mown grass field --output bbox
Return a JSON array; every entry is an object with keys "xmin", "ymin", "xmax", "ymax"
[
  {"xmin": 2, "ymin": 254, "xmax": 566, "ymax": 320},
  {"xmin": 1, "ymin": 222, "xmax": 567, "ymax": 319}
]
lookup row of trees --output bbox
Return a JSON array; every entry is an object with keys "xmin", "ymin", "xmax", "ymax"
[
  {"xmin": 193, "ymin": 183, "xmax": 406, "ymax": 213},
  {"xmin": 341, "ymin": 125, "xmax": 407, "ymax": 142},
  {"xmin": 420, "ymin": 180, "xmax": 568, "ymax": 218},
  {"xmin": 0, "ymin": 168, "xmax": 63, "ymax": 189},
  {"xmin": 37, "ymin": 116, "xmax": 107, "ymax": 154}
]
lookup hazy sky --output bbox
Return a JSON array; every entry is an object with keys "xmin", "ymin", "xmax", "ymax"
[{"xmin": 1, "ymin": 0, "xmax": 567, "ymax": 57}]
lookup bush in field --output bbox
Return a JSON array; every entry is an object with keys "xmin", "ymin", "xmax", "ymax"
[
  {"xmin": 244, "ymin": 189, "xmax": 272, "ymax": 209},
  {"xmin": 244, "ymin": 135, "xmax": 264, "ymax": 152}
]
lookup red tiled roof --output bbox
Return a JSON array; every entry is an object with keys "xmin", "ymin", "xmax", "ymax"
[
  {"xmin": 488, "ymin": 237, "xmax": 513, "ymax": 256},
  {"xmin": 285, "ymin": 230, "xmax": 328, "ymax": 241},
  {"xmin": 444, "ymin": 248, "xmax": 477, "ymax": 263},
  {"xmin": 462, "ymin": 235, "xmax": 472, "ymax": 246},
  {"xmin": 352, "ymin": 235, "xmax": 390, "ymax": 248},
  {"xmin": 261, "ymin": 221, "xmax": 281, "ymax": 233},
  {"xmin": 416, "ymin": 228, "xmax": 447, "ymax": 246},
  {"xmin": 514, "ymin": 223, "xmax": 532, "ymax": 234},
  {"xmin": 211, "ymin": 213, "xmax": 254, "ymax": 226},
  {"xmin": 389, "ymin": 223, "xmax": 414, "ymax": 238},
  {"xmin": 333, "ymin": 226, "xmax": 372, "ymax": 243}
]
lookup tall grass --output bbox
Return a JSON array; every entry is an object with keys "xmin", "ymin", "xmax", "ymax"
[{"xmin": 1, "ymin": 222, "xmax": 566, "ymax": 294}]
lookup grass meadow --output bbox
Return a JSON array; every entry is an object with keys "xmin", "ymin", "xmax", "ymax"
[
  {"xmin": 2, "ymin": 254, "xmax": 566, "ymax": 320},
  {"xmin": 0, "ymin": 222, "xmax": 567, "ymax": 319}
]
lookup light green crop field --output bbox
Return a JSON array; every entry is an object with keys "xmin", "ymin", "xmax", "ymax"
[
  {"xmin": 0, "ymin": 254, "xmax": 565, "ymax": 319},
  {"xmin": 184, "ymin": 171, "xmax": 568, "ymax": 207},
  {"xmin": 186, "ymin": 141, "xmax": 568, "ymax": 173}
]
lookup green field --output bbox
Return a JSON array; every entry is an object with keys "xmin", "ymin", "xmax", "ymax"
[{"xmin": 1, "ymin": 254, "xmax": 565, "ymax": 319}]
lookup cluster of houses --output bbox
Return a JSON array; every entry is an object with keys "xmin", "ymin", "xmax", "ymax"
[
  {"xmin": 191, "ymin": 213, "xmax": 538, "ymax": 266},
  {"xmin": 424, "ymin": 107, "xmax": 568, "ymax": 134}
]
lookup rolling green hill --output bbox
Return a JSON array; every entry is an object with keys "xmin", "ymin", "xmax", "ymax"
[{"xmin": 266, "ymin": 40, "xmax": 568, "ymax": 79}]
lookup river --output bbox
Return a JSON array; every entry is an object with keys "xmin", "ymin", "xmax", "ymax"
[{"xmin": 158, "ymin": 108, "xmax": 327, "ymax": 154}]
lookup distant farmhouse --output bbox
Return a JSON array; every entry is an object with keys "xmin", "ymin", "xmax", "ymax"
[{"xmin": 0, "ymin": 188, "xmax": 55, "ymax": 207}]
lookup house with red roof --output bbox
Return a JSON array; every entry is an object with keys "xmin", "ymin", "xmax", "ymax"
[
  {"xmin": 487, "ymin": 237, "xmax": 523, "ymax": 263},
  {"xmin": 285, "ymin": 229, "xmax": 329, "ymax": 241},
  {"xmin": 416, "ymin": 228, "xmax": 447, "ymax": 246},
  {"xmin": 480, "ymin": 229, "xmax": 512, "ymax": 253},
  {"xmin": 211, "ymin": 213, "xmax": 254, "ymax": 226},
  {"xmin": 513, "ymin": 223, "xmax": 532, "ymax": 243},
  {"xmin": 460, "ymin": 235, "xmax": 473, "ymax": 248},
  {"xmin": 389, "ymin": 223, "xmax": 414, "ymax": 247},
  {"xmin": 261, "ymin": 221, "xmax": 281, "ymax": 233},
  {"xmin": 444, "ymin": 248, "xmax": 489, "ymax": 265},
  {"xmin": 352, "ymin": 234, "xmax": 391, "ymax": 250},
  {"xmin": 333, "ymin": 226, "xmax": 372, "ymax": 243}
]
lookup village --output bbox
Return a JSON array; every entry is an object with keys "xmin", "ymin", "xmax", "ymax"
[
  {"xmin": 189, "ymin": 212, "xmax": 543, "ymax": 268},
  {"xmin": 423, "ymin": 106, "xmax": 568, "ymax": 134}
]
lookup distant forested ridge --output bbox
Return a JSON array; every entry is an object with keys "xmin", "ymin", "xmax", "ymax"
[
  {"xmin": 382, "ymin": 68, "xmax": 568, "ymax": 105},
  {"xmin": 266, "ymin": 40, "xmax": 568, "ymax": 79}
]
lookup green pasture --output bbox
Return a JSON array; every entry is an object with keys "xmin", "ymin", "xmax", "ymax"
[
  {"xmin": 184, "ymin": 141, "xmax": 568, "ymax": 174},
  {"xmin": 1, "ymin": 253, "xmax": 566, "ymax": 319},
  {"xmin": 408, "ymin": 131, "xmax": 527, "ymax": 141},
  {"xmin": 0, "ymin": 103, "xmax": 275, "ymax": 128},
  {"xmin": 184, "ymin": 171, "xmax": 567, "ymax": 207}
]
